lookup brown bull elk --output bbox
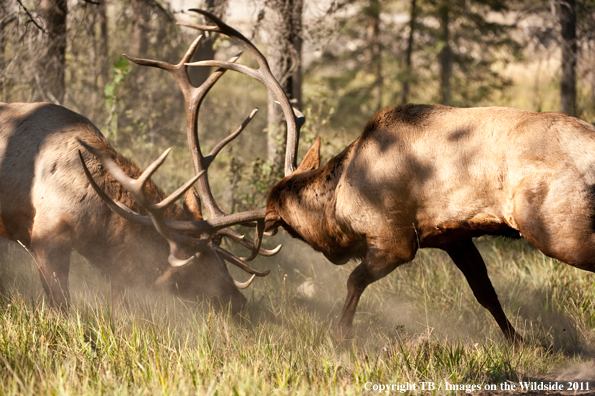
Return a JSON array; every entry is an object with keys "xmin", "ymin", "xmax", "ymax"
[
  {"xmin": 265, "ymin": 103, "xmax": 595, "ymax": 341},
  {"xmin": 0, "ymin": 10, "xmax": 301, "ymax": 311}
]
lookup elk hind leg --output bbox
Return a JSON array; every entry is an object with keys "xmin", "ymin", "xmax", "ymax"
[{"xmin": 443, "ymin": 239, "xmax": 520, "ymax": 342}]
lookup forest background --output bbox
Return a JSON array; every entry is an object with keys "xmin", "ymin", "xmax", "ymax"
[{"xmin": 2, "ymin": 0, "xmax": 595, "ymax": 201}]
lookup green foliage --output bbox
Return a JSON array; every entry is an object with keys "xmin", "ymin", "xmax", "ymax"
[
  {"xmin": 104, "ymin": 57, "xmax": 131, "ymax": 99},
  {"xmin": 104, "ymin": 57, "xmax": 131, "ymax": 143},
  {"xmin": 227, "ymin": 91, "xmax": 339, "ymax": 213},
  {"xmin": 418, "ymin": 0, "xmax": 522, "ymax": 105},
  {"xmin": 306, "ymin": 0, "xmax": 529, "ymax": 140},
  {"xmin": 227, "ymin": 154, "xmax": 276, "ymax": 212}
]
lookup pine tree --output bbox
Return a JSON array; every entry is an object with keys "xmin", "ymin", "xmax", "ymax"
[{"xmin": 418, "ymin": 0, "xmax": 521, "ymax": 106}]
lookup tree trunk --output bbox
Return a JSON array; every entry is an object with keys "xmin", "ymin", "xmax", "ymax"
[
  {"xmin": 85, "ymin": 6, "xmax": 99, "ymax": 119},
  {"xmin": 37, "ymin": 0, "xmax": 67, "ymax": 104},
  {"xmin": 0, "ymin": 0, "xmax": 16, "ymax": 100},
  {"xmin": 401, "ymin": 0, "xmax": 416, "ymax": 104},
  {"xmin": 0, "ymin": 6, "xmax": 7, "ymax": 99},
  {"xmin": 0, "ymin": 30, "xmax": 4, "ymax": 99},
  {"xmin": 365, "ymin": 0, "xmax": 382, "ymax": 111},
  {"xmin": 558, "ymin": 0, "xmax": 577, "ymax": 116},
  {"xmin": 266, "ymin": 0, "xmax": 303, "ymax": 174},
  {"xmin": 437, "ymin": 2, "xmax": 452, "ymax": 105},
  {"xmin": 188, "ymin": 0, "xmax": 228, "ymax": 88},
  {"xmin": 98, "ymin": 0, "xmax": 109, "ymax": 88},
  {"xmin": 291, "ymin": 15, "xmax": 303, "ymax": 110},
  {"xmin": 130, "ymin": 0, "xmax": 150, "ymax": 57}
]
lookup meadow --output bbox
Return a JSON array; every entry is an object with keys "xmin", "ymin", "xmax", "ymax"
[{"xmin": 1, "ymin": 232, "xmax": 594, "ymax": 395}]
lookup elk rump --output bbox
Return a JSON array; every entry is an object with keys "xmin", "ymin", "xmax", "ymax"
[{"xmin": 265, "ymin": 104, "xmax": 595, "ymax": 340}]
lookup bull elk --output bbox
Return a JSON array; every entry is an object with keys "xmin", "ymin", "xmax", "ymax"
[
  {"xmin": 0, "ymin": 10, "xmax": 301, "ymax": 311},
  {"xmin": 265, "ymin": 103, "xmax": 595, "ymax": 341}
]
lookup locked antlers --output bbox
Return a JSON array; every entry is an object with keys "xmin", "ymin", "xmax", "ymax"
[{"xmin": 80, "ymin": 9, "xmax": 304, "ymax": 288}]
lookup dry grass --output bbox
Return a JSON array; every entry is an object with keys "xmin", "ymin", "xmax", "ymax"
[{"xmin": 1, "ymin": 235, "xmax": 594, "ymax": 395}]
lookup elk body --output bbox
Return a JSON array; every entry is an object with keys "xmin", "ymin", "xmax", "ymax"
[
  {"xmin": 0, "ymin": 10, "xmax": 304, "ymax": 311},
  {"xmin": 265, "ymin": 104, "xmax": 595, "ymax": 340},
  {"xmin": 0, "ymin": 102, "xmax": 246, "ymax": 309}
]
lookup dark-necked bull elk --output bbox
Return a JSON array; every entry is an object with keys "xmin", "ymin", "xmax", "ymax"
[
  {"xmin": 0, "ymin": 10, "xmax": 302, "ymax": 312},
  {"xmin": 265, "ymin": 103, "xmax": 595, "ymax": 341}
]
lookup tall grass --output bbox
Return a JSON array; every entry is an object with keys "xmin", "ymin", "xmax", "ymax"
[{"xmin": 0, "ymin": 236, "xmax": 594, "ymax": 395}]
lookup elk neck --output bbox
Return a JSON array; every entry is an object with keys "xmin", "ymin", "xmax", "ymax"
[
  {"xmin": 77, "ymin": 142, "xmax": 194, "ymax": 273},
  {"xmin": 268, "ymin": 143, "xmax": 365, "ymax": 264}
]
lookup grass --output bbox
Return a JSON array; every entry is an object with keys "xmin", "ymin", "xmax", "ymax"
[{"xmin": 0, "ymin": 236, "xmax": 594, "ymax": 395}]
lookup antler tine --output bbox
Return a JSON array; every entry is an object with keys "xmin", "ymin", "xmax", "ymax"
[
  {"xmin": 186, "ymin": 60, "xmax": 263, "ymax": 84},
  {"xmin": 125, "ymin": 32, "xmax": 242, "ymax": 218},
  {"xmin": 238, "ymin": 220, "xmax": 265, "ymax": 262},
  {"xmin": 123, "ymin": 34, "xmax": 205, "ymax": 71},
  {"xmin": 187, "ymin": 10, "xmax": 270, "ymax": 70},
  {"xmin": 123, "ymin": 33, "xmax": 205, "ymax": 72},
  {"xmin": 181, "ymin": 33, "xmax": 206, "ymax": 65},
  {"xmin": 79, "ymin": 140, "xmax": 170, "ymax": 207},
  {"xmin": 135, "ymin": 149, "xmax": 173, "ymax": 202},
  {"xmin": 217, "ymin": 228, "xmax": 282, "ymax": 257},
  {"xmin": 187, "ymin": 8, "xmax": 301, "ymax": 176},
  {"xmin": 79, "ymin": 150, "xmax": 154, "ymax": 228},
  {"xmin": 205, "ymin": 108, "xmax": 259, "ymax": 167},
  {"xmin": 123, "ymin": 54, "xmax": 176, "ymax": 72},
  {"xmin": 155, "ymin": 174, "xmax": 201, "ymax": 210},
  {"xmin": 81, "ymin": 142, "xmax": 276, "ymax": 277},
  {"xmin": 96, "ymin": 146, "xmax": 184, "ymax": 211},
  {"xmin": 177, "ymin": 22, "xmax": 221, "ymax": 33},
  {"xmin": 81, "ymin": 156, "xmax": 272, "ymax": 241},
  {"xmin": 212, "ymin": 245, "xmax": 270, "ymax": 276},
  {"xmin": 80, "ymin": 147, "xmax": 222, "ymax": 236},
  {"xmin": 216, "ymin": 220, "xmax": 266, "ymax": 263},
  {"xmin": 234, "ymin": 274, "xmax": 256, "ymax": 289}
]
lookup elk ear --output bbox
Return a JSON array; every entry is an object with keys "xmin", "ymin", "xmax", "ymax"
[
  {"xmin": 296, "ymin": 137, "xmax": 320, "ymax": 173},
  {"xmin": 183, "ymin": 187, "xmax": 203, "ymax": 221}
]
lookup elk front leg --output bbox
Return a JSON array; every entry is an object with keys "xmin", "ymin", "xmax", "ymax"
[
  {"xmin": 31, "ymin": 231, "xmax": 72, "ymax": 308},
  {"xmin": 443, "ymin": 239, "xmax": 520, "ymax": 342},
  {"xmin": 338, "ymin": 248, "xmax": 411, "ymax": 338}
]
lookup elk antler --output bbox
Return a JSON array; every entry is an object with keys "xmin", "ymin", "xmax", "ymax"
[
  {"xmin": 80, "ymin": 9, "xmax": 306, "ymax": 288},
  {"xmin": 79, "ymin": 145, "xmax": 270, "ymax": 279},
  {"xmin": 181, "ymin": 8, "xmax": 304, "ymax": 177}
]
